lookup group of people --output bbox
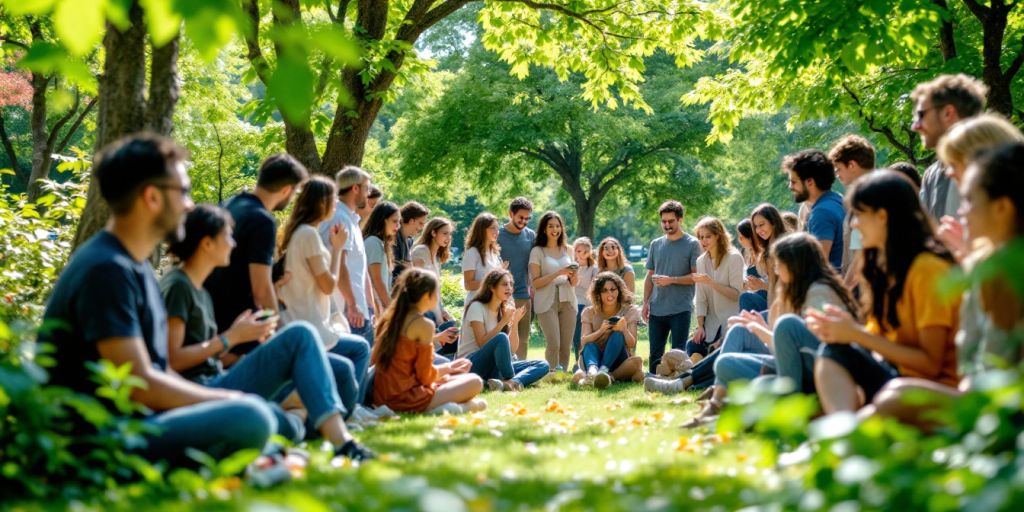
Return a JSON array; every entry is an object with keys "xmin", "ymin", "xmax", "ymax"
[{"xmin": 38, "ymin": 72, "xmax": 1024, "ymax": 473}]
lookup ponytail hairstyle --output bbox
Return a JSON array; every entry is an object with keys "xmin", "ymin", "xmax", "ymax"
[
  {"xmin": 771, "ymin": 232, "xmax": 859, "ymax": 318},
  {"xmin": 372, "ymin": 268, "xmax": 438, "ymax": 369},
  {"xmin": 736, "ymin": 218, "xmax": 756, "ymax": 266},
  {"xmin": 573, "ymin": 237, "xmax": 596, "ymax": 267},
  {"xmin": 279, "ymin": 176, "xmax": 336, "ymax": 260},
  {"xmin": 465, "ymin": 269, "xmax": 515, "ymax": 333},
  {"xmin": 848, "ymin": 170, "xmax": 952, "ymax": 329}
]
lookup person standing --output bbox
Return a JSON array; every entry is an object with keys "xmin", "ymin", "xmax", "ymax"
[
  {"xmin": 782, "ymin": 149, "xmax": 845, "ymax": 271},
  {"xmin": 571, "ymin": 237, "xmax": 599, "ymax": 370},
  {"xmin": 828, "ymin": 134, "xmax": 876, "ymax": 284},
  {"xmin": 529, "ymin": 211, "xmax": 579, "ymax": 372},
  {"xmin": 204, "ymin": 153, "xmax": 307, "ymax": 353},
  {"xmin": 498, "ymin": 197, "xmax": 536, "ymax": 361},
  {"xmin": 393, "ymin": 201, "xmax": 430, "ymax": 281},
  {"xmin": 320, "ymin": 166, "xmax": 376, "ymax": 346},
  {"xmin": 642, "ymin": 200, "xmax": 701, "ymax": 374},
  {"xmin": 910, "ymin": 74, "xmax": 987, "ymax": 221}
]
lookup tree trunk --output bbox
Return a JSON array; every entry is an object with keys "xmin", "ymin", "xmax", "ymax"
[
  {"xmin": 573, "ymin": 196, "xmax": 598, "ymax": 240},
  {"xmin": 146, "ymin": 35, "xmax": 181, "ymax": 136},
  {"xmin": 27, "ymin": 73, "xmax": 50, "ymax": 202},
  {"xmin": 980, "ymin": 4, "xmax": 1013, "ymax": 116},
  {"xmin": 72, "ymin": 2, "xmax": 150, "ymax": 252},
  {"xmin": 932, "ymin": 0, "xmax": 957, "ymax": 61},
  {"xmin": 284, "ymin": 121, "xmax": 323, "ymax": 173}
]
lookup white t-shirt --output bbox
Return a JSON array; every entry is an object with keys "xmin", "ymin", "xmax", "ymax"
[
  {"xmin": 461, "ymin": 246, "xmax": 501, "ymax": 304},
  {"xmin": 279, "ymin": 224, "xmax": 345, "ymax": 349},
  {"xmin": 319, "ymin": 201, "xmax": 369, "ymax": 319},
  {"xmin": 457, "ymin": 301, "xmax": 500, "ymax": 359},
  {"xmin": 411, "ymin": 244, "xmax": 445, "ymax": 320},
  {"xmin": 529, "ymin": 246, "xmax": 576, "ymax": 314},
  {"xmin": 573, "ymin": 265, "xmax": 598, "ymax": 307}
]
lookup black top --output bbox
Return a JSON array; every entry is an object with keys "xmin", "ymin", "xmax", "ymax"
[
  {"xmin": 204, "ymin": 192, "xmax": 276, "ymax": 331},
  {"xmin": 39, "ymin": 231, "xmax": 168, "ymax": 395},
  {"xmin": 160, "ymin": 268, "xmax": 221, "ymax": 382},
  {"xmin": 392, "ymin": 235, "xmax": 413, "ymax": 281}
]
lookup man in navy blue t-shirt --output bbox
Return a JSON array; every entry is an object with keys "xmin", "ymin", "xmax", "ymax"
[
  {"xmin": 783, "ymin": 149, "xmax": 846, "ymax": 270},
  {"xmin": 40, "ymin": 135, "xmax": 373, "ymax": 466}
]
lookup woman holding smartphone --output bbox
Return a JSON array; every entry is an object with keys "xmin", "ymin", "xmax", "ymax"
[
  {"xmin": 529, "ymin": 211, "xmax": 579, "ymax": 372},
  {"xmin": 576, "ymin": 272, "xmax": 643, "ymax": 388}
]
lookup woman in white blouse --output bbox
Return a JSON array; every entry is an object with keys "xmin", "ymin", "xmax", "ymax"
[
  {"xmin": 412, "ymin": 217, "xmax": 460, "ymax": 357},
  {"xmin": 529, "ymin": 211, "xmax": 579, "ymax": 371},
  {"xmin": 461, "ymin": 213, "xmax": 505, "ymax": 304},
  {"xmin": 686, "ymin": 216, "xmax": 745, "ymax": 357}
]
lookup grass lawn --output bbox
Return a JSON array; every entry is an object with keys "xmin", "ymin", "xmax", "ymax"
[{"xmin": 58, "ymin": 326, "xmax": 786, "ymax": 512}]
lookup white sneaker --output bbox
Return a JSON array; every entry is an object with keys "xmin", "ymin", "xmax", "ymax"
[
  {"xmin": 349, "ymin": 405, "xmax": 381, "ymax": 428},
  {"xmin": 644, "ymin": 376, "xmax": 685, "ymax": 394},
  {"xmin": 369, "ymin": 405, "xmax": 398, "ymax": 419},
  {"xmin": 427, "ymin": 402, "xmax": 465, "ymax": 416},
  {"xmin": 593, "ymin": 371, "xmax": 613, "ymax": 389}
]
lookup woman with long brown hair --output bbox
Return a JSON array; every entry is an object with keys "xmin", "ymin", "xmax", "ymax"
[
  {"xmin": 372, "ymin": 268, "xmax": 485, "ymax": 413},
  {"xmin": 462, "ymin": 212, "xmax": 504, "ymax": 303},
  {"xmin": 596, "ymin": 237, "xmax": 635, "ymax": 292},
  {"xmin": 575, "ymin": 272, "xmax": 644, "ymax": 388},
  {"xmin": 363, "ymin": 201, "xmax": 401, "ymax": 311},
  {"xmin": 530, "ymin": 211, "xmax": 579, "ymax": 371},
  {"xmin": 739, "ymin": 203, "xmax": 790, "ymax": 313},
  {"xmin": 412, "ymin": 217, "xmax": 459, "ymax": 356},
  {"xmin": 686, "ymin": 216, "xmax": 745, "ymax": 357},
  {"xmin": 457, "ymin": 269, "xmax": 550, "ymax": 391}
]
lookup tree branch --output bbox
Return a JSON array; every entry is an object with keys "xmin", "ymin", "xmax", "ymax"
[
  {"xmin": 962, "ymin": 0, "xmax": 990, "ymax": 21},
  {"xmin": 46, "ymin": 89, "xmax": 82, "ymax": 150},
  {"xmin": 242, "ymin": 0, "xmax": 271, "ymax": 84},
  {"xmin": 1005, "ymin": 35, "xmax": 1024, "ymax": 81},
  {"xmin": 0, "ymin": 36, "xmax": 30, "ymax": 50},
  {"xmin": 0, "ymin": 115, "xmax": 21, "ymax": 175},
  {"xmin": 841, "ymin": 82, "xmax": 920, "ymax": 164},
  {"xmin": 55, "ymin": 96, "xmax": 96, "ymax": 154}
]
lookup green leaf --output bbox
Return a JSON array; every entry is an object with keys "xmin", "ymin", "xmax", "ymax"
[
  {"xmin": 141, "ymin": 0, "xmax": 182, "ymax": 47},
  {"xmin": 54, "ymin": 0, "xmax": 107, "ymax": 56},
  {"xmin": 267, "ymin": 54, "xmax": 315, "ymax": 126},
  {"xmin": 1, "ymin": 0, "xmax": 57, "ymax": 15}
]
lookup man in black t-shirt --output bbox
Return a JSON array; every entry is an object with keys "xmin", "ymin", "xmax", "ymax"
[
  {"xmin": 40, "ymin": 135, "xmax": 374, "ymax": 466},
  {"xmin": 204, "ymin": 154, "xmax": 307, "ymax": 346}
]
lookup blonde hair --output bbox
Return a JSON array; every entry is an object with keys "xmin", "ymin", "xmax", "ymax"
[
  {"xmin": 694, "ymin": 216, "xmax": 732, "ymax": 269},
  {"xmin": 597, "ymin": 237, "xmax": 629, "ymax": 272},
  {"xmin": 573, "ymin": 237, "xmax": 595, "ymax": 267},
  {"xmin": 938, "ymin": 114, "xmax": 1024, "ymax": 168}
]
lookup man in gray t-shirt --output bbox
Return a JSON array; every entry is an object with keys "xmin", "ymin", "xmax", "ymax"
[
  {"xmin": 498, "ymin": 197, "xmax": 536, "ymax": 360},
  {"xmin": 643, "ymin": 200, "xmax": 700, "ymax": 373}
]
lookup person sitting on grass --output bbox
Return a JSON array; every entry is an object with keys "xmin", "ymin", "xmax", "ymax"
[
  {"xmin": 808, "ymin": 170, "xmax": 961, "ymax": 414},
  {"xmin": 863, "ymin": 143, "xmax": 1024, "ymax": 430},
  {"xmin": 574, "ymin": 272, "xmax": 644, "ymax": 388},
  {"xmin": 676, "ymin": 232, "xmax": 861, "ymax": 427},
  {"xmin": 276, "ymin": 176, "xmax": 376, "ymax": 425},
  {"xmin": 372, "ymin": 268, "xmax": 487, "ymax": 413},
  {"xmin": 40, "ymin": 134, "xmax": 374, "ymax": 468},
  {"xmin": 458, "ymin": 270, "xmax": 551, "ymax": 391},
  {"xmin": 740, "ymin": 204, "xmax": 790, "ymax": 314}
]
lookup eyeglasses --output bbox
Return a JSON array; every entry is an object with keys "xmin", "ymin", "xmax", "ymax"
[
  {"xmin": 154, "ymin": 183, "xmax": 192, "ymax": 196},
  {"xmin": 913, "ymin": 105, "xmax": 940, "ymax": 123}
]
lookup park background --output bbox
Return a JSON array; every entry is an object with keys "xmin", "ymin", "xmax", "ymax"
[{"xmin": 2, "ymin": 0, "xmax": 1024, "ymax": 510}]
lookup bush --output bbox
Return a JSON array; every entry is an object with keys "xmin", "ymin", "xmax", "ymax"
[
  {"xmin": 0, "ymin": 156, "xmax": 87, "ymax": 328},
  {"xmin": 439, "ymin": 270, "xmax": 465, "ymax": 322}
]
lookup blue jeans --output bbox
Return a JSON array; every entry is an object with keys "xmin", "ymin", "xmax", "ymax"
[
  {"xmin": 140, "ymin": 395, "xmax": 276, "ymax": 466},
  {"xmin": 425, "ymin": 311, "xmax": 458, "ymax": 359},
  {"xmin": 739, "ymin": 291, "xmax": 768, "ymax": 313},
  {"xmin": 581, "ymin": 331, "xmax": 629, "ymax": 372},
  {"xmin": 647, "ymin": 311, "xmax": 692, "ymax": 373},
  {"xmin": 712, "ymin": 324, "xmax": 772, "ymax": 386},
  {"xmin": 467, "ymin": 332, "xmax": 550, "ymax": 387},
  {"xmin": 771, "ymin": 314, "xmax": 823, "ymax": 393},
  {"xmin": 571, "ymin": 304, "xmax": 586, "ymax": 368},
  {"xmin": 685, "ymin": 325, "xmax": 723, "ymax": 357},
  {"xmin": 209, "ymin": 321, "xmax": 344, "ymax": 430},
  {"xmin": 329, "ymin": 334, "xmax": 371, "ymax": 407}
]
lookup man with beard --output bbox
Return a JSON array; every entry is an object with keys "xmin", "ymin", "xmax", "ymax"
[
  {"xmin": 783, "ymin": 149, "xmax": 845, "ymax": 271},
  {"xmin": 498, "ymin": 197, "xmax": 536, "ymax": 361},
  {"xmin": 41, "ymin": 135, "xmax": 375, "ymax": 465},
  {"xmin": 642, "ymin": 200, "xmax": 701, "ymax": 374},
  {"xmin": 204, "ymin": 153, "xmax": 308, "ymax": 353},
  {"xmin": 320, "ymin": 166, "xmax": 376, "ymax": 345}
]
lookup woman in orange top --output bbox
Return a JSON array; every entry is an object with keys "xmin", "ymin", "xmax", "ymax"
[
  {"xmin": 808, "ymin": 171, "xmax": 960, "ymax": 414},
  {"xmin": 371, "ymin": 268, "xmax": 486, "ymax": 413}
]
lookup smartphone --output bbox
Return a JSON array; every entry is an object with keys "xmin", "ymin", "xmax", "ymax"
[
  {"xmin": 567, "ymin": 263, "xmax": 580, "ymax": 270},
  {"xmin": 608, "ymin": 316, "xmax": 621, "ymax": 325},
  {"xmin": 254, "ymin": 309, "xmax": 276, "ymax": 321}
]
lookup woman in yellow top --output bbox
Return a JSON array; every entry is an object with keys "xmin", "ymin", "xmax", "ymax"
[{"xmin": 808, "ymin": 170, "xmax": 960, "ymax": 414}]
